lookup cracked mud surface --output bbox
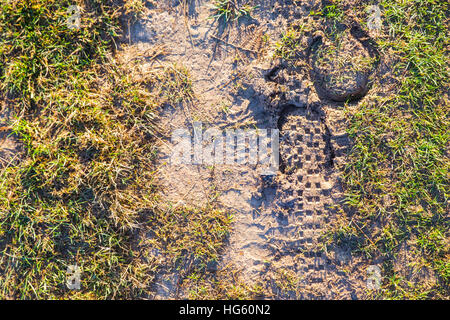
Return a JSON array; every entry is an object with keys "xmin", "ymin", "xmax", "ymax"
[{"xmin": 124, "ymin": 0, "xmax": 380, "ymax": 299}]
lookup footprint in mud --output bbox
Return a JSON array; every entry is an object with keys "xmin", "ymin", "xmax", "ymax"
[
  {"xmin": 259, "ymin": 22, "xmax": 380, "ymax": 298},
  {"xmin": 308, "ymin": 26, "xmax": 379, "ymax": 102},
  {"xmin": 264, "ymin": 106, "xmax": 334, "ymax": 296},
  {"xmin": 265, "ymin": 24, "xmax": 379, "ymax": 107}
]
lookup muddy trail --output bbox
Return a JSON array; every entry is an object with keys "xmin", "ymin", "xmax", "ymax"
[
  {"xmin": 0, "ymin": 0, "xmax": 447, "ymax": 302},
  {"xmin": 121, "ymin": 0, "xmax": 381, "ymax": 299}
]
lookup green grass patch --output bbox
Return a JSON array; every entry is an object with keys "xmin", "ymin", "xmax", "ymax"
[
  {"xmin": 211, "ymin": 0, "xmax": 256, "ymax": 23},
  {"xmin": 327, "ymin": 0, "xmax": 449, "ymax": 299},
  {"xmin": 0, "ymin": 0, "xmax": 231, "ymax": 299}
]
